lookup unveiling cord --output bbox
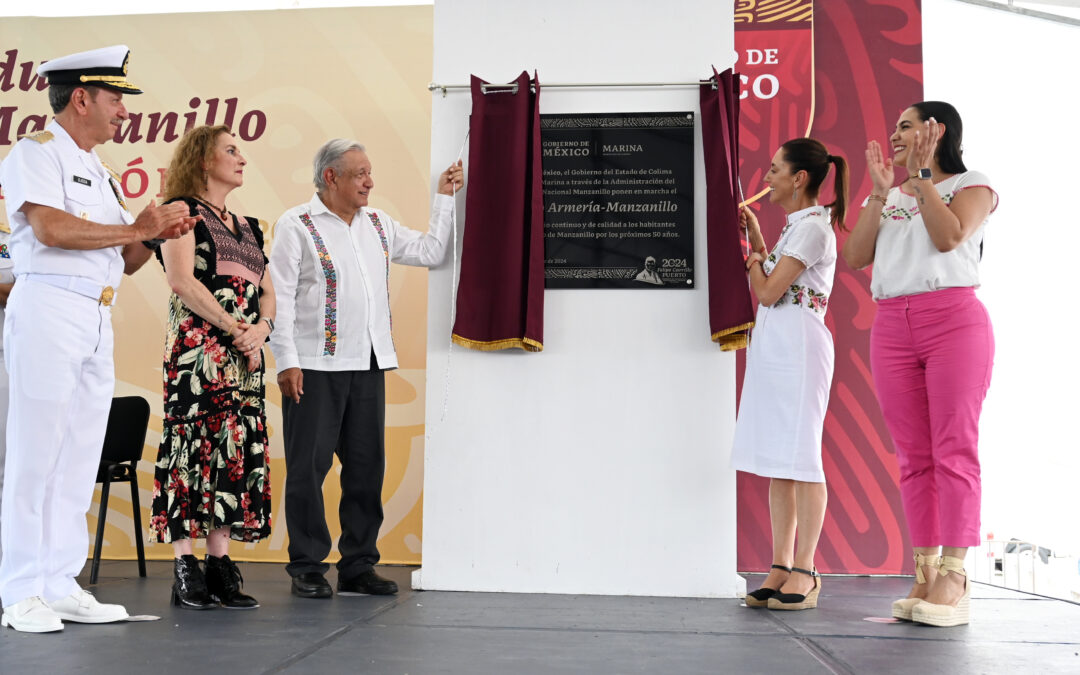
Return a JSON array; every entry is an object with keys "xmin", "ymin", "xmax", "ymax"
[
  {"xmin": 427, "ymin": 127, "xmax": 470, "ymax": 439},
  {"xmin": 737, "ymin": 178, "xmax": 756, "ymax": 353}
]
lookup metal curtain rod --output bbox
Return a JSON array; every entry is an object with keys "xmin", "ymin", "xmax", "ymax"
[{"xmin": 427, "ymin": 79, "xmax": 718, "ymax": 97}]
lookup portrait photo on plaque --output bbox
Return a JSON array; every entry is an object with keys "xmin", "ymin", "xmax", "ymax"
[{"xmin": 540, "ymin": 112, "xmax": 695, "ymax": 289}]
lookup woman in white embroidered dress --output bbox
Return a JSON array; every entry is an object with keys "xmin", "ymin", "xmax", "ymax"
[
  {"xmin": 731, "ymin": 137, "xmax": 848, "ymax": 611},
  {"xmin": 843, "ymin": 101, "xmax": 997, "ymax": 627}
]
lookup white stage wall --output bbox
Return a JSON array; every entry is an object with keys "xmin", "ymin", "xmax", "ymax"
[
  {"xmin": 925, "ymin": 1, "xmax": 1080, "ymax": 555},
  {"xmin": 416, "ymin": 0, "xmax": 742, "ymax": 597}
]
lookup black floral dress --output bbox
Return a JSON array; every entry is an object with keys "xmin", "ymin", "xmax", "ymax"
[{"xmin": 149, "ymin": 198, "xmax": 272, "ymax": 543}]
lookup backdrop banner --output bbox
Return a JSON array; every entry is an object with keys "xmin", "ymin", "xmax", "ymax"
[
  {"xmin": 734, "ymin": 0, "xmax": 924, "ymax": 574},
  {"xmin": 0, "ymin": 5, "xmax": 435, "ymax": 564}
]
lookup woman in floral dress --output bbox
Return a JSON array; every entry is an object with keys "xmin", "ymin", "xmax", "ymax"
[
  {"xmin": 149, "ymin": 125, "xmax": 275, "ymax": 610},
  {"xmin": 730, "ymin": 138, "xmax": 848, "ymax": 611}
]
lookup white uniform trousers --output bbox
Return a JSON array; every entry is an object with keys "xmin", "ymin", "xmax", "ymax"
[
  {"xmin": 0, "ymin": 345, "xmax": 8, "ymax": 563},
  {"xmin": 0, "ymin": 279, "xmax": 114, "ymax": 606}
]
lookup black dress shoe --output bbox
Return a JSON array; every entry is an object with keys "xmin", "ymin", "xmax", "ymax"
[
  {"xmin": 291, "ymin": 572, "xmax": 333, "ymax": 599},
  {"xmin": 337, "ymin": 569, "xmax": 398, "ymax": 596}
]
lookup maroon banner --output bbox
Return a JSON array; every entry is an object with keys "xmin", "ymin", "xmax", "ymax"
[
  {"xmin": 452, "ymin": 71, "xmax": 545, "ymax": 352},
  {"xmin": 734, "ymin": 1, "xmax": 924, "ymax": 574}
]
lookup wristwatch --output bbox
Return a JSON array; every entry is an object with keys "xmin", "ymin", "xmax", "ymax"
[
  {"xmin": 261, "ymin": 316, "xmax": 275, "ymax": 334},
  {"xmin": 910, "ymin": 168, "xmax": 932, "ymax": 181},
  {"xmin": 141, "ymin": 238, "xmax": 166, "ymax": 250}
]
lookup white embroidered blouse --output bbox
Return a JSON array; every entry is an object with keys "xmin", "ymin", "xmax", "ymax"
[
  {"xmin": 761, "ymin": 205, "xmax": 836, "ymax": 318},
  {"xmin": 870, "ymin": 170, "xmax": 999, "ymax": 301}
]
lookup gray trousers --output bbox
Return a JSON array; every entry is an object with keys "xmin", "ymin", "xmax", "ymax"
[{"xmin": 282, "ymin": 364, "xmax": 386, "ymax": 579}]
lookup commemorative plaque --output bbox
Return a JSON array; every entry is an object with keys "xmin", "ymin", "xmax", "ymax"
[{"xmin": 541, "ymin": 112, "xmax": 694, "ymax": 289}]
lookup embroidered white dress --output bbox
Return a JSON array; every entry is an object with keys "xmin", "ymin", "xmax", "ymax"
[{"xmin": 730, "ymin": 205, "xmax": 836, "ymax": 483}]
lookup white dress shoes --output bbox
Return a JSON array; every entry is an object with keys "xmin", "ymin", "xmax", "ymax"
[
  {"xmin": 49, "ymin": 588, "xmax": 129, "ymax": 623},
  {"xmin": 1, "ymin": 596, "xmax": 64, "ymax": 633}
]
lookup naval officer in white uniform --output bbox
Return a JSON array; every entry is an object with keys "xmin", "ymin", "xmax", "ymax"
[
  {"xmin": 0, "ymin": 220, "xmax": 13, "ymax": 566},
  {"xmin": 0, "ymin": 45, "xmax": 197, "ymax": 633}
]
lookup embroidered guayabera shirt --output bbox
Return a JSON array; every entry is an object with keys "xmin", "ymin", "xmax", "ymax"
[{"xmin": 269, "ymin": 193, "xmax": 452, "ymax": 372}]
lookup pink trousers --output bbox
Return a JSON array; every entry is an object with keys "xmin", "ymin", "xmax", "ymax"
[{"xmin": 870, "ymin": 287, "xmax": 994, "ymax": 547}]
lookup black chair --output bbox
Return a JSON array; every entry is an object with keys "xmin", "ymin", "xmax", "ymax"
[{"xmin": 90, "ymin": 396, "xmax": 151, "ymax": 584}]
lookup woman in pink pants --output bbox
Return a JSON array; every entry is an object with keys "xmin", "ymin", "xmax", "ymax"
[{"xmin": 843, "ymin": 101, "xmax": 997, "ymax": 627}]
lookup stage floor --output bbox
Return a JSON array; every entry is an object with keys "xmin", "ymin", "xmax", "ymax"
[{"xmin": 1, "ymin": 561, "xmax": 1077, "ymax": 673}]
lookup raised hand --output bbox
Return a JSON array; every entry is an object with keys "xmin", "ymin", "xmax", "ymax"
[
  {"xmin": 906, "ymin": 117, "xmax": 943, "ymax": 175},
  {"xmin": 437, "ymin": 159, "xmax": 466, "ymax": 196},
  {"xmin": 865, "ymin": 140, "xmax": 894, "ymax": 194},
  {"xmin": 740, "ymin": 205, "xmax": 760, "ymax": 233}
]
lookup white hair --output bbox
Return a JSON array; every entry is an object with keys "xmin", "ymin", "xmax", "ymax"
[{"xmin": 313, "ymin": 138, "xmax": 366, "ymax": 191}]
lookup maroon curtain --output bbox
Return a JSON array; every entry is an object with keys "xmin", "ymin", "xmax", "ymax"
[
  {"xmin": 451, "ymin": 71, "xmax": 544, "ymax": 352},
  {"xmin": 701, "ymin": 68, "xmax": 754, "ymax": 350}
]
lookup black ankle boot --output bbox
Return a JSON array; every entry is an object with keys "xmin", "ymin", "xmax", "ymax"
[
  {"xmin": 172, "ymin": 555, "xmax": 217, "ymax": 610},
  {"xmin": 205, "ymin": 555, "xmax": 259, "ymax": 609}
]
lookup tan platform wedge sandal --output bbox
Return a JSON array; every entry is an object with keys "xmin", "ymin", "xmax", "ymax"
[
  {"xmin": 892, "ymin": 552, "xmax": 940, "ymax": 621},
  {"xmin": 910, "ymin": 555, "xmax": 971, "ymax": 627}
]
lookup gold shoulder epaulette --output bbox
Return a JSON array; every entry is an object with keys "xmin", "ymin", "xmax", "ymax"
[
  {"xmin": 100, "ymin": 161, "xmax": 121, "ymax": 184},
  {"xmin": 0, "ymin": 222, "xmax": 11, "ymax": 234},
  {"xmin": 19, "ymin": 130, "xmax": 54, "ymax": 144}
]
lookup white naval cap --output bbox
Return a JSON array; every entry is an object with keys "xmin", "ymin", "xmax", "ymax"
[{"xmin": 37, "ymin": 44, "xmax": 142, "ymax": 95}]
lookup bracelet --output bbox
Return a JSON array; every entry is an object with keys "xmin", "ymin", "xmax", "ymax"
[
  {"xmin": 866, "ymin": 194, "xmax": 887, "ymax": 206},
  {"xmin": 260, "ymin": 316, "xmax": 275, "ymax": 334}
]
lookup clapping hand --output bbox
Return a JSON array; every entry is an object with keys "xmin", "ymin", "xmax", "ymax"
[
  {"xmin": 865, "ymin": 140, "xmax": 894, "ymax": 194},
  {"xmin": 906, "ymin": 117, "xmax": 943, "ymax": 175},
  {"xmin": 136, "ymin": 201, "xmax": 199, "ymax": 240}
]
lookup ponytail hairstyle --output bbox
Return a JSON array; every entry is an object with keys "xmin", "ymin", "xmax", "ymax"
[
  {"xmin": 910, "ymin": 100, "xmax": 967, "ymax": 175},
  {"xmin": 779, "ymin": 137, "xmax": 849, "ymax": 231}
]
